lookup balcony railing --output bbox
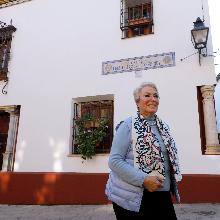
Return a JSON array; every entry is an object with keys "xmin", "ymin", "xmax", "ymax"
[
  {"xmin": 121, "ymin": 3, "xmax": 153, "ymax": 29},
  {"xmin": 120, "ymin": 2, "xmax": 153, "ymax": 38}
]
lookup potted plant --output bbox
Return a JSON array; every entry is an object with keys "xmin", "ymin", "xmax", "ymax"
[{"xmin": 74, "ymin": 114, "xmax": 108, "ymax": 160}]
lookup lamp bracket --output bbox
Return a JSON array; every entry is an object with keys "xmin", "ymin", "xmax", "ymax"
[
  {"xmin": 180, "ymin": 49, "xmax": 219, "ymax": 64},
  {"xmin": 180, "ymin": 51, "xmax": 198, "ymax": 62}
]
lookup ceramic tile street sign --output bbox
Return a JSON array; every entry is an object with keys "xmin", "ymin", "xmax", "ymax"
[{"xmin": 102, "ymin": 52, "xmax": 175, "ymax": 75}]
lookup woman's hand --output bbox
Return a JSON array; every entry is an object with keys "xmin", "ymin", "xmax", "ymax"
[{"xmin": 143, "ymin": 176, "xmax": 164, "ymax": 192}]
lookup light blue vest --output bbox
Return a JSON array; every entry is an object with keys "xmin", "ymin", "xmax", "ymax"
[{"xmin": 105, "ymin": 117, "xmax": 179, "ymax": 212}]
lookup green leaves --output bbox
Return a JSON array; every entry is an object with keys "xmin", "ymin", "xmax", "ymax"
[{"xmin": 74, "ymin": 114, "xmax": 108, "ymax": 160}]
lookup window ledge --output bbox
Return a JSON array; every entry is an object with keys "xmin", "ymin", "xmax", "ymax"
[
  {"xmin": 67, "ymin": 153, "xmax": 110, "ymax": 158},
  {"xmin": 121, "ymin": 32, "xmax": 154, "ymax": 40}
]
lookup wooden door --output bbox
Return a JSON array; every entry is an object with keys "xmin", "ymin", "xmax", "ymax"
[{"xmin": 0, "ymin": 111, "xmax": 10, "ymax": 170}]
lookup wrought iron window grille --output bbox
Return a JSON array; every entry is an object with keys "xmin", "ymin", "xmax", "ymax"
[
  {"xmin": 72, "ymin": 100, "xmax": 114, "ymax": 155},
  {"xmin": 0, "ymin": 20, "xmax": 16, "ymax": 94},
  {"xmin": 120, "ymin": 0, "xmax": 153, "ymax": 39}
]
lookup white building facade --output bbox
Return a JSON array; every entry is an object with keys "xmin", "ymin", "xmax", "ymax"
[{"xmin": 0, "ymin": 0, "xmax": 219, "ymax": 204}]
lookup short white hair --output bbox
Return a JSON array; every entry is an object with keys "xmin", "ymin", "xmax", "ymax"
[{"xmin": 133, "ymin": 82, "xmax": 159, "ymax": 104}]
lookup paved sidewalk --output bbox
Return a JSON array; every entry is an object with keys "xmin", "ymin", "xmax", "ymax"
[{"xmin": 0, "ymin": 204, "xmax": 220, "ymax": 220}]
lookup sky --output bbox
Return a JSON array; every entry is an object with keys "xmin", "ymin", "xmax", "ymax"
[{"xmin": 209, "ymin": 0, "xmax": 220, "ymax": 75}]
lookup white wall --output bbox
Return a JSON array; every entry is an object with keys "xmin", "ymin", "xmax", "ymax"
[{"xmin": 0, "ymin": 0, "xmax": 218, "ymax": 173}]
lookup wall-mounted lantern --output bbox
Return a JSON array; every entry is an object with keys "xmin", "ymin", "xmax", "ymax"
[{"xmin": 191, "ymin": 17, "xmax": 209, "ymax": 65}]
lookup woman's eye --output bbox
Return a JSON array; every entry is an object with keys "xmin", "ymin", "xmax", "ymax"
[{"xmin": 144, "ymin": 95, "xmax": 150, "ymax": 97}]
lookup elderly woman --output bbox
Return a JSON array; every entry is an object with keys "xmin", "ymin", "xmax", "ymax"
[{"xmin": 105, "ymin": 82, "xmax": 182, "ymax": 220}]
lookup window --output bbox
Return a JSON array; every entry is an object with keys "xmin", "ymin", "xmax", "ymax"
[
  {"xmin": 120, "ymin": 0, "xmax": 153, "ymax": 38},
  {"xmin": 0, "ymin": 22, "xmax": 16, "ymax": 82},
  {"xmin": 72, "ymin": 96, "xmax": 114, "ymax": 155}
]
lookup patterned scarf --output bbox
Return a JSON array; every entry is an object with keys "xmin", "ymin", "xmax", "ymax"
[{"xmin": 132, "ymin": 112, "xmax": 182, "ymax": 182}]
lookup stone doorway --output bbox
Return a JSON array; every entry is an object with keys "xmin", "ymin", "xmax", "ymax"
[{"xmin": 0, "ymin": 105, "xmax": 20, "ymax": 171}]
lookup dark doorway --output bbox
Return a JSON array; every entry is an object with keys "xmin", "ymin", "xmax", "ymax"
[{"xmin": 0, "ymin": 111, "xmax": 10, "ymax": 170}]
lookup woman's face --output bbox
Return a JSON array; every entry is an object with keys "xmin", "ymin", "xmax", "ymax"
[{"xmin": 137, "ymin": 86, "xmax": 159, "ymax": 117}]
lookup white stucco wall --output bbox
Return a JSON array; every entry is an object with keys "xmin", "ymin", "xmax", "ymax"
[{"xmin": 0, "ymin": 0, "xmax": 219, "ymax": 173}]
